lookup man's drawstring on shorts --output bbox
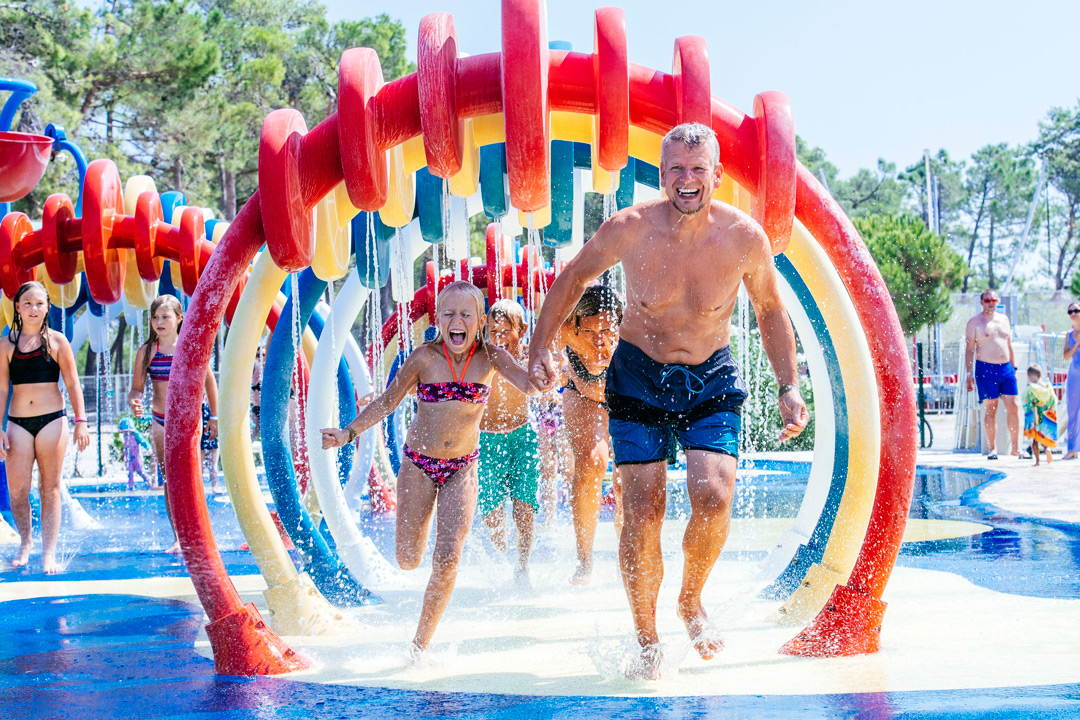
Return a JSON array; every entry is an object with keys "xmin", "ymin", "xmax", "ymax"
[{"xmin": 660, "ymin": 365, "xmax": 705, "ymax": 396}]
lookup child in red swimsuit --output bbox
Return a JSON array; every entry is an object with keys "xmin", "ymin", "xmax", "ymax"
[{"xmin": 321, "ymin": 281, "xmax": 538, "ymax": 662}]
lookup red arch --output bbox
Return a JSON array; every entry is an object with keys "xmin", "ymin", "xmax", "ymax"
[{"xmin": 166, "ymin": 0, "xmax": 915, "ymax": 673}]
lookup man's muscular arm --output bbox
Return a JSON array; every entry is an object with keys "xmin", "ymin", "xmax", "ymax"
[
  {"xmin": 527, "ymin": 213, "xmax": 627, "ymax": 390},
  {"xmin": 741, "ymin": 223, "xmax": 808, "ymax": 441}
]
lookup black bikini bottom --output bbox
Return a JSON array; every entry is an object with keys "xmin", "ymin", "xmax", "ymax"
[{"xmin": 8, "ymin": 410, "xmax": 66, "ymax": 437}]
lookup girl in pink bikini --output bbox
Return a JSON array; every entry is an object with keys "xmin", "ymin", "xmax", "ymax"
[{"xmin": 321, "ymin": 281, "xmax": 538, "ymax": 660}]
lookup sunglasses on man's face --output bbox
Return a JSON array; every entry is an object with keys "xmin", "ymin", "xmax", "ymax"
[{"xmin": 982, "ymin": 299, "xmax": 998, "ymax": 304}]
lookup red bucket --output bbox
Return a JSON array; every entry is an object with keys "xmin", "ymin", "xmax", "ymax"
[{"xmin": 0, "ymin": 131, "xmax": 52, "ymax": 203}]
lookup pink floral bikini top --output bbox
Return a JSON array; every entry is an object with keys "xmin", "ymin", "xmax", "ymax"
[{"xmin": 416, "ymin": 342, "xmax": 490, "ymax": 404}]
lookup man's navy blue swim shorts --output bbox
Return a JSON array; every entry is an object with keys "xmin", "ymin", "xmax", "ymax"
[{"xmin": 605, "ymin": 340, "xmax": 747, "ymax": 465}]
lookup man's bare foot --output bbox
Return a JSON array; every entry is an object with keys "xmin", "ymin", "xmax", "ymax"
[
  {"xmin": 11, "ymin": 545, "xmax": 31, "ymax": 568},
  {"xmin": 514, "ymin": 566, "xmax": 532, "ymax": 589},
  {"xmin": 570, "ymin": 562, "xmax": 592, "ymax": 586},
  {"xmin": 625, "ymin": 643, "xmax": 663, "ymax": 680},
  {"xmin": 408, "ymin": 640, "xmax": 436, "ymax": 669},
  {"xmin": 165, "ymin": 540, "xmax": 181, "ymax": 554},
  {"xmin": 678, "ymin": 601, "xmax": 724, "ymax": 660},
  {"xmin": 1063, "ymin": 452, "xmax": 1078, "ymax": 460},
  {"xmin": 42, "ymin": 555, "xmax": 62, "ymax": 575}
]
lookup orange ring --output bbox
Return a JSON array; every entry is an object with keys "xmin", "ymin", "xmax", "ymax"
[
  {"xmin": 501, "ymin": 0, "xmax": 550, "ymax": 211},
  {"xmin": 338, "ymin": 48, "xmax": 388, "ymax": 212},
  {"xmin": 593, "ymin": 7, "xmax": 629, "ymax": 173},
  {"xmin": 753, "ymin": 91, "xmax": 797, "ymax": 255},
  {"xmin": 41, "ymin": 193, "xmax": 78, "ymax": 285},
  {"xmin": 176, "ymin": 206, "xmax": 207, "ymax": 295},
  {"xmin": 672, "ymin": 36, "xmax": 711, "ymax": 125},
  {"xmin": 0, "ymin": 213, "xmax": 36, "ymax": 298},
  {"xmin": 418, "ymin": 12, "xmax": 463, "ymax": 178},
  {"xmin": 80, "ymin": 159, "xmax": 127, "ymax": 304},
  {"xmin": 258, "ymin": 109, "xmax": 313, "ymax": 271},
  {"xmin": 135, "ymin": 191, "xmax": 165, "ymax": 280}
]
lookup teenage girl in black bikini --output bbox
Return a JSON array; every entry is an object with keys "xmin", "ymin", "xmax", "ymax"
[
  {"xmin": 321, "ymin": 281, "xmax": 538, "ymax": 661},
  {"xmin": 0, "ymin": 281, "xmax": 90, "ymax": 573},
  {"xmin": 128, "ymin": 295, "xmax": 219, "ymax": 553},
  {"xmin": 556, "ymin": 285, "xmax": 624, "ymax": 586}
]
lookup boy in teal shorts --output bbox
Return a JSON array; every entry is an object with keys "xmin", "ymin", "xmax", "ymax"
[{"xmin": 479, "ymin": 300, "xmax": 540, "ymax": 585}]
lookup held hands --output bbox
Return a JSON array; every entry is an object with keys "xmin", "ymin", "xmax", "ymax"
[
  {"xmin": 529, "ymin": 347, "xmax": 560, "ymax": 393},
  {"xmin": 778, "ymin": 387, "xmax": 810, "ymax": 443}
]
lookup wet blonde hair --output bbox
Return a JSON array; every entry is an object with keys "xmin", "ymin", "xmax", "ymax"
[
  {"xmin": 141, "ymin": 295, "xmax": 184, "ymax": 375},
  {"xmin": 427, "ymin": 281, "xmax": 487, "ymax": 349}
]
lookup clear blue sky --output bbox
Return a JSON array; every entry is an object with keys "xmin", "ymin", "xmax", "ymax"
[{"xmin": 325, "ymin": 0, "xmax": 1079, "ymax": 177}]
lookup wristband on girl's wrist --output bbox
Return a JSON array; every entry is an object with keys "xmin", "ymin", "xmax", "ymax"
[{"xmin": 74, "ymin": 417, "xmax": 87, "ymax": 423}]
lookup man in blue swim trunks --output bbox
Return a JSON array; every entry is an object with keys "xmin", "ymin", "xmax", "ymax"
[
  {"xmin": 528, "ymin": 122, "xmax": 809, "ymax": 679},
  {"xmin": 964, "ymin": 289, "xmax": 1022, "ymax": 460}
]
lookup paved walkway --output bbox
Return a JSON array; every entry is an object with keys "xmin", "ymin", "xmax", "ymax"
[{"xmin": 919, "ymin": 412, "xmax": 1080, "ymax": 526}]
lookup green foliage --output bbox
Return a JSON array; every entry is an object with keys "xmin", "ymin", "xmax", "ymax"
[
  {"xmin": 1071, "ymin": 268, "xmax": 1080, "ymax": 298},
  {"xmin": 854, "ymin": 213, "xmax": 968, "ymax": 335},
  {"xmin": 1, "ymin": 0, "xmax": 412, "ymax": 217},
  {"xmin": 959, "ymin": 143, "xmax": 1035, "ymax": 289},
  {"xmin": 1033, "ymin": 102, "xmax": 1080, "ymax": 290},
  {"xmin": 732, "ymin": 329, "xmax": 815, "ymax": 453},
  {"xmin": 797, "ymin": 137, "xmax": 905, "ymax": 218}
]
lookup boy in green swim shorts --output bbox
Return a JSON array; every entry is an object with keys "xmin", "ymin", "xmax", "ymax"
[{"xmin": 479, "ymin": 300, "xmax": 540, "ymax": 585}]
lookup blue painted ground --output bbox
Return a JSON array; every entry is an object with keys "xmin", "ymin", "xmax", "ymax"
[{"xmin": 2, "ymin": 465, "xmax": 1080, "ymax": 719}]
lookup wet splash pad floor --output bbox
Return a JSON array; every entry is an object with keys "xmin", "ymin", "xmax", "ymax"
[{"xmin": 3, "ymin": 462, "xmax": 1080, "ymax": 719}]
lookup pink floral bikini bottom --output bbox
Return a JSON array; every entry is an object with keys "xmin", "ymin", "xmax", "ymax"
[{"xmin": 404, "ymin": 445, "xmax": 480, "ymax": 487}]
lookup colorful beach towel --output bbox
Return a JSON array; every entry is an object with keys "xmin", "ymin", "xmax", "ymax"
[{"xmin": 1023, "ymin": 381, "xmax": 1058, "ymax": 448}]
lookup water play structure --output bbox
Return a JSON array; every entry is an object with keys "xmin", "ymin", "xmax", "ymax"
[{"xmin": 0, "ymin": 0, "xmax": 917, "ymax": 680}]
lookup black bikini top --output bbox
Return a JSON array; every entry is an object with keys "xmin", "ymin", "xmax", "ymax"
[
  {"xmin": 9, "ymin": 338, "xmax": 60, "ymax": 385},
  {"xmin": 566, "ymin": 347, "xmax": 606, "ymax": 385}
]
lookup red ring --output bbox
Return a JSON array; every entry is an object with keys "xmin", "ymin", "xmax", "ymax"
[
  {"xmin": 258, "ymin": 109, "xmax": 313, "ymax": 271},
  {"xmin": 0, "ymin": 213, "xmax": 36, "ymax": 298},
  {"xmin": 594, "ymin": 7, "xmax": 629, "ymax": 173},
  {"xmin": 176, "ymin": 206, "xmax": 206, "ymax": 295},
  {"xmin": 753, "ymin": 91, "xmax": 797, "ymax": 255},
  {"xmin": 418, "ymin": 12, "xmax": 463, "ymax": 178},
  {"xmin": 81, "ymin": 159, "xmax": 127, "ymax": 305},
  {"xmin": 672, "ymin": 36, "xmax": 711, "ymax": 125},
  {"xmin": 338, "ymin": 48, "xmax": 388, "ymax": 212},
  {"xmin": 41, "ymin": 194, "xmax": 78, "ymax": 285},
  {"xmin": 135, "ymin": 191, "xmax": 165, "ymax": 281},
  {"xmin": 501, "ymin": 0, "xmax": 550, "ymax": 211},
  {"xmin": 484, "ymin": 223, "xmax": 502, "ymax": 302}
]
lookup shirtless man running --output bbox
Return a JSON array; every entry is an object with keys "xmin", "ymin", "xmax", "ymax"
[
  {"xmin": 528, "ymin": 122, "xmax": 809, "ymax": 678},
  {"xmin": 964, "ymin": 289, "xmax": 1022, "ymax": 459}
]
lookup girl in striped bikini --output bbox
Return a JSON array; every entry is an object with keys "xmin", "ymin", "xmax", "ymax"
[{"xmin": 128, "ymin": 295, "xmax": 219, "ymax": 552}]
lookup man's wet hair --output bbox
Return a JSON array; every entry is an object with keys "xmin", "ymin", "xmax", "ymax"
[
  {"xmin": 572, "ymin": 285, "xmax": 624, "ymax": 329},
  {"xmin": 661, "ymin": 122, "xmax": 720, "ymax": 167}
]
